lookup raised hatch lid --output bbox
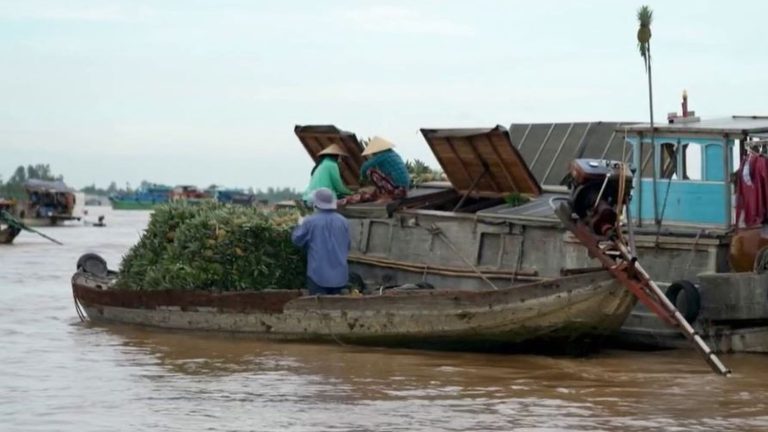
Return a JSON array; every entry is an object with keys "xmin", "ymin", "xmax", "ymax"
[
  {"xmin": 421, "ymin": 125, "xmax": 541, "ymax": 197},
  {"xmin": 294, "ymin": 125, "xmax": 365, "ymax": 188}
]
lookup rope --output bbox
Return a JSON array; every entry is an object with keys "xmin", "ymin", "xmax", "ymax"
[
  {"xmin": 685, "ymin": 229, "xmax": 704, "ymax": 272},
  {"xmin": 315, "ymin": 295, "xmax": 347, "ymax": 346},
  {"xmin": 656, "ymin": 142, "xmax": 679, "ymax": 243},
  {"xmin": 72, "ymin": 290, "xmax": 87, "ymax": 322},
  {"xmin": 427, "ymin": 224, "xmax": 500, "ymax": 290},
  {"xmin": 513, "ymin": 225, "xmax": 526, "ymax": 282}
]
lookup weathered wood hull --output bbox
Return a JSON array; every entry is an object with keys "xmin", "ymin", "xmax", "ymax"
[
  {"xmin": 72, "ymin": 270, "xmax": 636, "ymax": 350},
  {"xmin": 0, "ymin": 226, "xmax": 21, "ymax": 244}
]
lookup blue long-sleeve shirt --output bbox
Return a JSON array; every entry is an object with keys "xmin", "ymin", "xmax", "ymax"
[
  {"xmin": 360, "ymin": 149, "xmax": 411, "ymax": 189},
  {"xmin": 291, "ymin": 210, "xmax": 350, "ymax": 288}
]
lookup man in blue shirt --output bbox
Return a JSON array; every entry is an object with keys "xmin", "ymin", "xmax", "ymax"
[{"xmin": 291, "ymin": 188, "xmax": 350, "ymax": 295}]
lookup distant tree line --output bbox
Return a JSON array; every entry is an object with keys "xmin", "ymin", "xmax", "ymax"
[
  {"xmin": 0, "ymin": 164, "xmax": 63, "ymax": 199},
  {"xmin": 1, "ymin": 164, "xmax": 313, "ymax": 204}
]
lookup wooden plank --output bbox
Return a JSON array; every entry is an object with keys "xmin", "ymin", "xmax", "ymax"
[
  {"xmin": 485, "ymin": 134, "xmax": 518, "ymax": 193},
  {"xmin": 467, "ymin": 135, "xmax": 502, "ymax": 193}
]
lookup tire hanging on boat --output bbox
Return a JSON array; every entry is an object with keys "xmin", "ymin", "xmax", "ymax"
[{"xmin": 664, "ymin": 280, "xmax": 701, "ymax": 323}]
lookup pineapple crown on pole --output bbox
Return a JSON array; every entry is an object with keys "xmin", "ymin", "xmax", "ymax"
[{"xmin": 637, "ymin": 5, "xmax": 653, "ymax": 72}]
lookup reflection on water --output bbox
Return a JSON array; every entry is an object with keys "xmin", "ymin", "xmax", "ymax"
[{"xmin": 1, "ymin": 208, "xmax": 767, "ymax": 431}]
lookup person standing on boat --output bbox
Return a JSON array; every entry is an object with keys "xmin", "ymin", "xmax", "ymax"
[
  {"xmin": 302, "ymin": 144, "xmax": 353, "ymax": 207},
  {"xmin": 339, "ymin": 136, "xmax": 410, "ymax": 206},
  {"xmin": 291, "ymin": 188, "xmax": 350, "ymax": 296}
]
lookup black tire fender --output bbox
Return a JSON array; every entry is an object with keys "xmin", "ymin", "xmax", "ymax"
[
  {"xmin": 665, "ymin": 280, "xmax": 701, "ymax": 323},
  {"xmin": 77, "ymin": 253, "xmax": 108, "ymax": 277}
]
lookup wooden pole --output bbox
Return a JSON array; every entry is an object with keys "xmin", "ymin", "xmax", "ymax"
[{"xmin": 647, "ymin": 42, "xmax": 659, "ymax": 226}]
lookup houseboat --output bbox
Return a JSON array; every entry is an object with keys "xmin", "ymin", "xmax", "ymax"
[
  {"xmin": 295, "ymin": 112, "xmax": 768, "ymax": 353},
  {"xmin": 15, "ymin": 179, "xmax": 84, "ymax": 226},
  {"xmin": 611, "ymin": 108, "xmax": 768, "ymax": 353}
]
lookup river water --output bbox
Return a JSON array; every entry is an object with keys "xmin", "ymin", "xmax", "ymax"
[{"xmin": 1, "ymin": 208, "xmax": 767, "ymax": 432}]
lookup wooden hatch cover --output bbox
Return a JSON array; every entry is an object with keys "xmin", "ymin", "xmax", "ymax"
[
  {"xmin": 294, "ymin": 125, "xmax": 365, "ymax": 188},
  {"xmin": 421, "ymin": 125, "xmax": 542, "ymax": 197}
]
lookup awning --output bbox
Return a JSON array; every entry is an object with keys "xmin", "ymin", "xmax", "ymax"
[
  {"xmin": 421, "ymin": 125, "xmax": 541, "ymax": 197},
  {"xmin": 294, "ymin": 125, "xmax": 365, "ymax": 188}
]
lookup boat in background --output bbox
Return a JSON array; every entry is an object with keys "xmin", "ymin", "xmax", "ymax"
[
  {"xmin": 212, "ymin": 188, "xmax": 257, "ymax": 206},
  {"xmin": 0, "ymin": 199, "xmax": 21, "ymax": 244},
  {"xmin": 170, "ymin": 185, "xmax": 211, "ymax": 205},
  {"xmin": 15, "ymin": 179, "xmax": 84, "ymax": 226},
  {"xmin": 110, "ymin": 183, "xmax": 172, "ymax": 210}
]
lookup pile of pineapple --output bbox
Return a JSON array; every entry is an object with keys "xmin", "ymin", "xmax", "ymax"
[{"xmin": 117, "ymin": 202, "xmax": 306, "ymax": 291}]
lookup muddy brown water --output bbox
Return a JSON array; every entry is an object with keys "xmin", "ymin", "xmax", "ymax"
[{"xmin": 1, "ymin": 209, "xmax": 767, "ymax": 431}]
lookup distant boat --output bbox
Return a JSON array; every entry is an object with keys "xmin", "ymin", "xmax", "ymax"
[
  {"xmin": 110, "ymin": 184, "xmax": 172, "ymax": 210},
  {"xmin": 213, "ymin": 188, "xmax": 256, "ymax": 206},
  {"xmin": 15, "ymin": 179, "xmax": 84, "ymax": 226},
  {"xmin": 170, "ymin": 185, "xmax": 211, "ymax": 205}
]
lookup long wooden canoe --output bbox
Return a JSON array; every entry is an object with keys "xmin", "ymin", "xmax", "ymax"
[{"xmin": 72, "ymin": 269, "xmax": 635, "ymax": 350}]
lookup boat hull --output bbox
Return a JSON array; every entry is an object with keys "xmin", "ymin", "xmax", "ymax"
[
  {"xmin": 110, "ymin": 200, "xmax": 162, "ymax": 210},
  {"xmin": 72, "ymin": 270, "xmax": 635, "ymax": 350},
  {"xmin": 0, "ymin": 226, "xmax": 21, "ymax": 244},
  {"xmin": 617, "ymin": 272, "xmax": 768, "ymax": 353}
]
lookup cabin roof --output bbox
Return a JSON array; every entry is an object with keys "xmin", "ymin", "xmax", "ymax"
[
  {"xmin": 24, "ymin": 179, "xmax": 73, "ymax": 193},
  {"xmin": 509, "ymin": 122, "xmax": 637, "ymax": 186},
  {"xmin": 622, "ymin": 116, "xmax": 768, "ymax": 136},
  {"xmin": 420, "ymin": 125, "xmax": 541, "ymax": 198},
  {"xmin": 294, "ymin": 124, "xmax": 365, "ymax": 188}
]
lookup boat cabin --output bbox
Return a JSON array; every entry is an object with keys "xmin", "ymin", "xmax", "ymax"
[
  {"xmin": 18, "ymin": 179, "xmax": 82, "ymax": 223},
  {"xmin": 623, "ymin": 115, "xmax": 768, "ymax": 228}
]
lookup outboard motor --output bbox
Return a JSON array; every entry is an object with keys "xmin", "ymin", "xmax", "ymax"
[{"xmin": 568, "ymin": 159, "xmax": 633, "ymax": 237}]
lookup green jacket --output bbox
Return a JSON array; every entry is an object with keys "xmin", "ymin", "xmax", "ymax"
[{"xmin": 302, "ymin": 158, "xmax": 352, "ymax": 203}]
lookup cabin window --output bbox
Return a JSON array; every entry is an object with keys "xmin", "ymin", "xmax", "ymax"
[
  {"xmin": 660, "ymin": 143, "xmax": 677, "ymax": 179},
  {"xmin": 683, "ymin": 143, "xmax": 703, "ymax": 180}
]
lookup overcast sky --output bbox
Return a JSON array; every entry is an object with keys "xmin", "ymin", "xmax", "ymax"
[{"xmin": 1, "ymin": 0, "xmax": 767, "ymax": 190}]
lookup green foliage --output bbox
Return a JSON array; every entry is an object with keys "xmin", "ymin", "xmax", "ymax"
[
  {"xmin": 117, "ymin": 202, "xmax": 306, "ymax": 291},
  {"xmin": 405, "ymin": 159, "xmax": 445, "ymax": 185},
  {"xmin": 504, "ymin": 193, "xmax": 530, "ymax": 207}
]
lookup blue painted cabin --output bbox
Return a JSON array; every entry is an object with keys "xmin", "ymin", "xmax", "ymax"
[{"xmin": 622, "ymin": 116, "xmax": 768, "ymax": 228}]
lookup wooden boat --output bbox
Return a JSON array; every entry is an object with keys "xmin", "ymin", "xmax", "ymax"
[
  {"xmin": 296, "ymin": 117, "xmax": 768, "ymax": 353},
  {"xmin": 15, "ymin": 179, "xmax": 84, "ymax": 226},
  {"xmin": 0, "ymin": 225, "xmax": 21, "ymax": 244},
  {"xmin": 0, "ymin": 199, "xmax": 21, "ymax": 244},
  {"xmin": 71, "ymin": 262, "xmax": 635, "ymax": 349}
]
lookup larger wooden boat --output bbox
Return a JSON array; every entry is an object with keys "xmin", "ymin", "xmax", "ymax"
[
  {"xmin": 71, "ymin": 260, "xmax": 634, "ymax": 349},
  {"xmin": 295, "ymin": 118, "xmax": 768, "ymax": 353}
]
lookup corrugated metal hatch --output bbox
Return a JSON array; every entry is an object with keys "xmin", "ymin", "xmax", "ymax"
[
  {"xmin": 294, "ymin": 125, "xmax": 365, "ymax": 188},
  {"xmin": 421, "ymin": 125, "xmax": 541, "ymax": 197},
  {"xmin": 509, "ymin": 122, "xmax": 637, "ymax": 185}
]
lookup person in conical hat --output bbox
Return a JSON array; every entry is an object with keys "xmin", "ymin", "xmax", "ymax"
[
  {"xmin": 302, "ymin": 143, "xmax": 353, "ymax": 205},
  {"xmin": 354, "ymin": 136, "xmax": 410, "ymax": 202}
]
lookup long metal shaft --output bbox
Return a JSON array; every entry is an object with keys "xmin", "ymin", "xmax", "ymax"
[{"xmin": 614, "ymin": 241, "xmax": 731, "ymax": 376}]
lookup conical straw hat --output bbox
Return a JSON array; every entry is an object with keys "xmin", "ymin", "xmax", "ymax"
[
  {"xmin": 318, "ymin": 143, "xmax": 348, "ymax": 157},
  {"xmin": 362, "ymin": 136, "xmax": 395, "ymax": 156}
]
